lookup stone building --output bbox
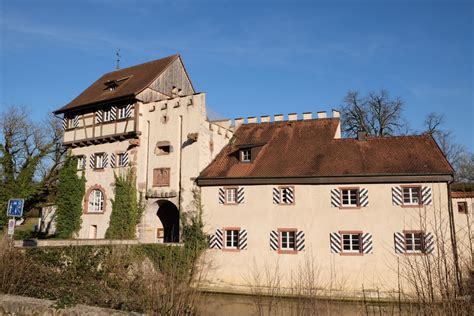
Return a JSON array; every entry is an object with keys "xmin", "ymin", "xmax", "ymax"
[
  {"xmin": 53, "ymin": 54, "xmax": 232, "ymax": 242},
  {"xmin": 196, "ymin": 113, "xmax": 465, "ymax": 295}
]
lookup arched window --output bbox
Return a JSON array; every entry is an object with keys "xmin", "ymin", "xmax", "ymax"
[{"xmin": 88, "ymin": 189, "xmax": 104, "ymax": 213}]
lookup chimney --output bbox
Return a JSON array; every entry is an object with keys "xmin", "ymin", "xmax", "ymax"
[
  {"xmin": 332, "ymin": 109, "xmax": 340, "ymax": 118},
  {"xmin": 274, "ymin": 114, "xmax": 284, "ymax": 122},
  {"xmin": 234, "ymin": 118, "xmax": 244, "ymax": 129},
  {"xmin": 288, "ymin": 113, "xmax": 298, "ymax": 121},
  {"xmin": 247, "ymin": 116, "xmax": 257, "ymax": 124},
  {"xmin": 317, "ymin": 111, "xmax": 327, "ymax": 119},
  {"xmin": 303, "ymin": 112, "xmax": 312, "ymax": 120},
  {"xmin": 260, "ymin": 115, "xmax": 270, "ymax": 123},
  {"xmin": 357, "ymin": 130, "xmax": 367, "ymax": 141}
]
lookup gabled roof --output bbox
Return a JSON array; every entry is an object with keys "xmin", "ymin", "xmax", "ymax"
[
  {"xmin": 54, "ymin": 54, "xmax": 182, "ymax": 114},
  {"xmin": 197, "ymin": 118, "xmax": 454, "ymax": 184}
]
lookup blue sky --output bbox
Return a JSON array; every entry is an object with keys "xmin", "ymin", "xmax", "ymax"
[{"xmin": 1, "ymin": 0, "xmax": 473, "ymax": 151}]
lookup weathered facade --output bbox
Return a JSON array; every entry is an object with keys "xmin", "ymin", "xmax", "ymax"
[
  {"xmin": 54, "ymin": 55, "xmax": 232, "ymax": 242},
  {"xmin": 195, "ymin": 113, "xmax": 465, "ymax": 295}
]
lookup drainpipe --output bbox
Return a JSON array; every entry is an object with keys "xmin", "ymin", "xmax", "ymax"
[
  {"xmin": 447, "ymin": 180, "xmax": 463, "ymax": 295},
  {"xmin": 178, "ymin": 115, "xmax": 183, "ymax": 241}
]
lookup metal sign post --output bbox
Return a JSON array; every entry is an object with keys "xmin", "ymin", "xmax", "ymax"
[{"xmin": 6, "ymin": 199, "xmax": 24, "ymax": 239}]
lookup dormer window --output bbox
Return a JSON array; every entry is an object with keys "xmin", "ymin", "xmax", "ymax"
[{"xmin": 240, "ymin": 149, "xmax": 251, "ymax": 162}]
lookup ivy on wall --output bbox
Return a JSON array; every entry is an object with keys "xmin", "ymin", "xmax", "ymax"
[
  {"xmin": 55, "ymin": 154, "xmax": 85, "ymax": 239},
  {"xmin": 105, "ymin": 169, "xmax": 143, "ymax": 239}
]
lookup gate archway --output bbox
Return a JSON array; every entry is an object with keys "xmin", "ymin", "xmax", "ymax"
[{"xmin": 157, "ymin": 200, "xmax": 179, "ymax": 243}]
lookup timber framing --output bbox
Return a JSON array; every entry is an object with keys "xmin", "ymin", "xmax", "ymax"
[
  {"xmin": 64, "ymin": 131, "xmax": 141, "ymax": 147},
  {"xmin": 196, "ymin": 174, "xmax": 454, "ymax": 186}
]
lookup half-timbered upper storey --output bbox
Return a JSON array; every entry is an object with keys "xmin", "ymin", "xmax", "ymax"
[{"xmin": 53, "ymin": 54, "xmax": 195, "ymax": 147}]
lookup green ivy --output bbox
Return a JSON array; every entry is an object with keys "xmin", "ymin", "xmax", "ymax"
[
  {"xmin": 55, "ymin": 154, "xmax": 85, "ymax": 239},
  {"xmin": 105, "ymin": 169, "xmax": 141, "ymax": 239}
]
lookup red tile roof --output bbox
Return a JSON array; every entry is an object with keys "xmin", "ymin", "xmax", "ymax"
[
  {"xmin": 451, "ymin": 192, "xmax": 474, "ymax": 198},
  {"xmin": 54, "ymin": 54, "xmax": 180, "ymax": 114},
  {"xmin": 198, "ymin": 118, "xmax": 453, "ymax": 181}
]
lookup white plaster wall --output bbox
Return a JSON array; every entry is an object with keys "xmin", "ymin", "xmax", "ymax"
[{"xmin": 200, "ymin": 182, "xmax": 453, "ymax": 295}]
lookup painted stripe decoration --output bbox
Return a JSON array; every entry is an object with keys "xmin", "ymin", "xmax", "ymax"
[
  {"xmin": 125, "ymin": 103, "xmax": 133, "ymax": 118},
  {"xmin": 218, "ymin": 188, "xmax": 225, "ymax": 204},
  {"xmin": 110, "ymin": 153, "xmax": 116, "ymax": 168},
  {"xmin": 103, "ymin": 153, "xmax": 108, "ymax": 168},
  {"xmin": 331, "ymin": 189, "xmax": 341, "ymax": 207},
  {"xmin": 272, "ymin": 188, "xmax": 280, "ymax": 204},
  {"xmin": 73, "ymin": 115, "xmax": 79, "ymax": 128},
  {"xmin": 282, "ymin": 187, "xmax": 294, "ymax": 204},
  {"xmin": 296, "ymin": 231, "xmax": 305, "ymax": 251},
  {"xmin": 209, "ymin": 229, "xmax": 223, "ymax": 249},
  {"xmin": 392, "ymin": 187, "xmax": 403, "ymax": 205},
  {"xmin": 238, "ymin": 229, "xmax": 248, "ymax": 250},
  {"xmin": 110, "ymin": 106, "xmax": 117, "ymax": 120},
  {"xmin": 237, "ymin": 187, "xmax": 245, "ymax": 204},
  {"xmin": 62, "ymin": 117, "xmax": 68, "ymax": 130},
  {"xmin": 359, "ymin": 188, "xmax": 369, "ymax": 207},
  {"xmin": 121, "ymin": 152, "xmax": 129, "ymax": 166},
  {"xmin": 96, "ymin": 110, "xmax": 103, "ymax": 123},
  {"xmin": 424, "ymin": 232, "xmax": 434, "ymax": 254},
  {"xmin": 422, "ymin": 186, "xmax": 432, "ymax": 205},
  {"xmin": 270, "ymin": 230, "xmax": 279, "ymax": 251},
  {"xmin": 330, "ymin": 232, "xmax": 342, "ymax": 253},
  {"xmin": 394, "ymin": 232, "xmax": 406, "ymax": 253},
  {"xmin": 89, "ymin": 154, "xmax": 95, "ymax": 169},
  {"xmin": 362, "ymin": 233, "xmax": 373, "ymax": 254}
]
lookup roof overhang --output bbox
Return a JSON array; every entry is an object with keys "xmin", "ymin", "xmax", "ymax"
[
  {"xmin": 196, "ymin": 174, "xmax": 454, "ymax": 186},
  {"xmin": 53, "ymin": 94, "xmax": 136, "ymax": 115}
]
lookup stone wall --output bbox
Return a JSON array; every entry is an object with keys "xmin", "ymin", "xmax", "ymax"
[{"xmin": 0, "ymin": 294, "xmax": 142, "ymax": 315}]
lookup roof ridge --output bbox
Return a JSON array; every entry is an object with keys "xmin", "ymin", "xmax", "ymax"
[{"xmin": 105, "ymin": 54, "xmax": 178, "ymax": 75}]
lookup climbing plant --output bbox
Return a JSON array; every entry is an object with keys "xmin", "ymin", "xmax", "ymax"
[
  {"xmin": 105, "ymin": 169, "xmax": 141, "ymax": 239},
  {"xmin": 55, "ymin": 154, "xmax": 85, "ymax": 239}
]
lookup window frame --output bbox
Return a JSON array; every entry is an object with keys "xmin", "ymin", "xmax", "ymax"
[
  {"xmin": 340, "ymin": 231, "xmax": 363, "ymax": 255},
  {"xmin": 224, "ymin": 187, "xmax": 238, "ymax": 205},
  {"xmin": 457, "ymin": 201, "xmax": 468, "ymax": 214},
  {"xmin": 94, "ymin": 153, "xmax": 105, "ymax": 169},
  {"xmin": 340, "ymin": 187, "xmax": 360, "ymax": 208},
  {"xmin": 76, "ymin": 155, "xmax": 86, "ymax": 170},
  {"xmin": 278, "ymin": 186, "xmax": 295, "ymax": 205},
  {"xmin": 403, "ymin": 230, "xmax": 425, "ymax": 255},
  {"xmin": 66, "ymin": 117, "xmax": 75, "ymax": 129},
  {"xmin": 401, "ymin": 185, "xmax": 422, "ymax": 206},
  {"xmin": 240, "ymin": 149, "xmax": 251, "ymax": 162},
  {"xmin": 117, "ymin": 105, "xmax": 127, "ymax": 120},
  {"xmin": 223, "ymin": 227, "xmax": 241, "ymax": 252},
  {"xmin": 278, "ymin": 228, "xmax": 298, "ymax": 254},
  {"xmin": 103, "ymin": 108, "xmax": 112, "ymax": 122},
  {"xmin": 87, "ymin": 189, "xmax": 105, "ymax": 214},
  {"xmin": 117, "ymin": 152, "xmax": 127, "ymax": 167}
]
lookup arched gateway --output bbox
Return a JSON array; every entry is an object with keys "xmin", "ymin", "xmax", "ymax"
[{"xmin": 157, "ymin": 200, "xmax": 179, "ymax": 243}]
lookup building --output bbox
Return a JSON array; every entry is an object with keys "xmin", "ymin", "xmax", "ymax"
[
  {"xmin": 53, "ymin": 54, "xmax": 232, "ymax": 242},
  {"xmin": 196, "ymin": 113, "xmax": 461, "ymax": 295},
  {"xmin": 451, "ymin": 191, "xmax": 474, "ymax": 268}
]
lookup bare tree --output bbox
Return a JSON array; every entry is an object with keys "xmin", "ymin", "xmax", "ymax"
[
  {"xmin": 0, "ymin": 105, "xmax": 65, "ymax": 226},
  {"xmin": 341, "ymin": 89, "xmax": 405, "ymax": 137}
]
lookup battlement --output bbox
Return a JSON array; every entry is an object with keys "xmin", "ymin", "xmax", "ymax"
[{"xmin": 234, "ymin": 109, "xmax": 340, "ymax": 127}]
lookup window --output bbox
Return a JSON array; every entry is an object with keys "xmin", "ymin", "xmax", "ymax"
[
  {"xmin": 155, "ymin": 141, "xmax": 171, "ymax": 155},
  {"xmin": 94, "ymin": 153, "xmax": 105, "ymax": 169},
  {"xmin": 405, "ymin": 232, "xmax": 423, "ymax": 253},
  {"xmin": 240, "ymin": 149, "xmax": 251, "ymax": 162},
  {"xmin": 88, "ymin": 189, "xmax": 104, "ymax": 213},
  {"xmin": 117, "ymin": 153, "xmax": 127, "ymax": 167},
  {"xmin": 458, "ymin": 202, "xmax": 468, "ymax": 214},
  {"xmin": 117, "ymin": 105, "xmax": 127, "ymax": 119},
  {"xmin": 76, "ymin": 155, "xmax": 86, "ymax": 170},
  {"xmin": 280, "ymin": 230, "xmax": 296, "ymax": 251},
  {"xmin": 103, "ymin": 108, "xmax": 112, "ymax": 122},
  {"xmin": 403, "ymin": 187, "xmax": 421, "ymax": 205},
  {"xmin": 225, "ymin": 188, "xmax": 237, "ymax": 204},
  {"xmin": 342, "ymin": 233, "xmax": 361, "ymax": 253},
  {"xmin": 341, "ymin": 189, "xmax": 359, "ymax": 207},
  {"xmin": 225, "ymin": 229, "xmax": 239, "ymax": 249},
  {"xmin": 280, "ymin": 187, "xmax": 294, "ymax": 204},
  {"xmin": 67, "ymin": 117, "xmax": 75, "ymax": 129}
]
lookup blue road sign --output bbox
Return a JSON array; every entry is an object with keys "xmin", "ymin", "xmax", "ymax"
[{"xmin": 7, "ymin": 199, "xmax": 24, "ymax": 217}]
